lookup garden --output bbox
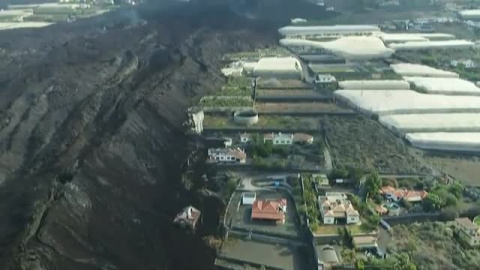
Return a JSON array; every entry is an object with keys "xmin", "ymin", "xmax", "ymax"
[{"xmin": 199, "ymin": 96, "xmax": 253, "ymax": 108}]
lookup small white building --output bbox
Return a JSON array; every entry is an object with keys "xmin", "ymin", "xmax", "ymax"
[
  {"xmin": 242, "ymin": 192, "xmax": 256, "ymax": 205},
  {"xmin": 264, "ymin": 132, "xmax": 293, "ymax": 145},
  {"xmin": 208, "ymin": 148, "xmax": 246, "ymax": 163},
  {"xmin": 315, "ymin": 74, "xmax": 336, "ymax": 84},
  {"xmin": 239, "ymin": 133, "xmax": 252, "ymax": 143}
]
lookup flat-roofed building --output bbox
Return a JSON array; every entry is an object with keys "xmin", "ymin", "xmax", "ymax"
[{"xmin": 454, "ymin": 218, "xmax": 480, "ymax": 247}]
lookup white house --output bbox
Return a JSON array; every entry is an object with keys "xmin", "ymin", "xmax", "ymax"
[
  {"xmin": 264, "ymin": 132, "xmax": 294, "ymax": 145},
  {"xmin": 315, "ymin": 74, "xmax": 336, "ymax": 84},
  {"xmin": 208, "ymin": 148, "xmax": 246, "ymax": 163},
  {"xmin": 242, "ymin": 192, "xmax": 256, "ymax": 205},
  {"xmin": 319, "ymin": 193, "xmax": 360, "ymax": 225},
  {"xmin": 239, "ymin": 133, "xmax": 252, "ymax": 143}
]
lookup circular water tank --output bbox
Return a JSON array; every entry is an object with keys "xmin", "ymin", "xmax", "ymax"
[{"xmin": 234, "ymin": 110, "xmax": 259, "ymax": 125}]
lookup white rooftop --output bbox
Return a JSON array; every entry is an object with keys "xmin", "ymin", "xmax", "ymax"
[
  {"xmin": 390, "ymin": 63, "xmax": 459, "ymax": 78},
  {"xmin": 282, "ymin": 36, "xmax": 394, "ymax": 60},
  {"xmin": 253, "ymin": 57, "xmax": 302, "ymax": 73},
  {"xmin": 380, "ymin": 113, "xmax": 480, "ymax": 133},
  {"xmin": 459, "ymin": 9, "xmax": 480, "ymax": 19},
  {"xmin": 379, "ymin": 33, "xmax": 455, "ymax": 43},
  {"xmin": 388, "ymin": 40, "xmax": 474, "ymax": 51},
  {"xmin": 404, "ymin": 77, "xmax": 480, "ymax": 95},
  {"xmin": 339, "ymin": 80, "xmax": 410, "ymax": 90},
  {"xmin": 334, "ymin": 89, "xmax": 480, "ymax": 116}
]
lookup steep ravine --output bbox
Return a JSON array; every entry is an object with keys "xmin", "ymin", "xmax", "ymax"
[{"xmin": 0, "ymin": 4, "xmax": 276, "ymax": 270}]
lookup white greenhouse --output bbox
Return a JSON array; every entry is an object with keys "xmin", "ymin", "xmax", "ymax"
[
  {"xmin": 378, "ymin": 33, "xmax": 455, "ymax": 43},
  {"xmin": 252, "ymin": 57, "xmax": 303, "ymax": 79},
  {"xmin": 459, "ymin": 10, "xmax": 480, "ymax": 20},
  {"xmin": 380, "ymin": 113, "xmax": 480, "ymax": 133},
  {"xmin": 339, "ymin": 80, "xmax": 410, "ymax": 90},
  {"xmin": 404, "ymin": 77, "xmax": 480, "ymax": 95},
  {"xmin": 334, "ymin": 90, "xmax": 480, "ymax": 116},
  {"xmin": 406, "ymin": 132, "xmax": 480, "ymax": 152},
  {"xmin": 390, "ymin": 63, "xmax": 459, "ymax": 78},
  {"xmin": 278, "ymin": 24, "xmax": 380, "ymax": 37},
  {"xmin": 388, "ymin": 40, "xmax": 474, "ymax": 51},
  {"xmin": 281, "ymin": 37, "xmax": 393, "ymax": 60}
]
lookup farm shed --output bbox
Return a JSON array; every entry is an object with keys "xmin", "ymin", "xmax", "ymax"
[
  {"xmin": 253, "ymin": 57, "xmax": 303, "ymax": 80},
  {"xmin": 334, "ymin": 90, "xmax": 480, "ymax": 116},
  {"xmin": 390, "ymin": 63, "xmax": 459, "ymax": 78},
  {"xmin": 388, "ymin": 40, "xmax": 474, "ymax": 51},
  {"xmin": 339, "ymin": 80, "xmax": 410, "ymax": 90},
  {"xmin": 380, "ymin": 113, "xmax": 480, "ymax": 134},
  {"xmin": 406, "ymin": 132, "xmax": 480, "ymax": 152},
  {"xmin": 403, "ymin": 77, "xmax": 480, "ymax": 95},
  {"xmin": 278, "ymin": 24, "xmax": 380, "ymax": 37}
]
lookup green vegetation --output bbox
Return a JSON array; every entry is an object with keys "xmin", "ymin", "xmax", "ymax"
[
  {"xmin": 302, "ymin": 174, "xmax": 320, "ymax": 231},
  {"xmin": 388, "ymin": 222, "xmax": 480, "ymax": 270},
  {"xmin": 349, "ymin": 196, "xmax": 380, "ymax": 232},
  {"xmin": 423, "ymin": 182, "xmax": 464, "ymax": 212},
  {"xmin": 199, "ymin": 97, "xmax": 253, "ymax": 108},
  {"xmin": 474, "ymin": 216, "xmax": 480, "ymax": 226},
  {"xmin": 328, "ymin": 167, "xmax": 367, "ymax": 187},
  {"xmin": 292, "ymin": 174, "xmax": 320, "ymax": 231},
  {"xmin": 203, "ymin": 115, "xmax": 316, "ymax": 130},
  {"xmin": 226, "ymin": 76, "xmax": 252, "ymax": 89},
  {"xmin": 364, "ymin": 252, "xmax": 417, "ymax": 270},
  {"xmin": 250, "ymin": 134, "xmax": 272, "ymax": 158}
]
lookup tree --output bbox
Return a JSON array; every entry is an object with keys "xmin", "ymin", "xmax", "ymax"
[
  {"xmin": 448, "ymin": 182, "xmax": 464, "ymax": 199},
  {"xmin": 444, "ymin": 194, "xmax": 458, "ymax": 207},
  {"xmin": 355, "ymin": 259, "xmax": 365, "ymax": 270},
  {"xmin": 423, "ymin": 193, "xmax": 445, "ymax": 211},
  {"xmin": 365, "ymin": 171, "xmax": 382, "ymax": 198}
]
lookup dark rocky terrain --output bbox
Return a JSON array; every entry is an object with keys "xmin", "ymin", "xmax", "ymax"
[{"xmin": 0, "ymin": 2, "xmax": 277, "ymax": 269}]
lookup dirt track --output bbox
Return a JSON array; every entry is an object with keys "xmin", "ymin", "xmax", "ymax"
[{"xmin": 0, "ymin": 3, "xmax": 277, "ymax": 269}]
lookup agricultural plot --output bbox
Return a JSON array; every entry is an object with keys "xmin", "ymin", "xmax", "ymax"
[
  {"xmin": 199, "ymin": 96, "xmax": 253, "ymax": 108},
  {"xmin": 203, "ymin": 115, "xmax": 318, "ymax": 131},
  {"xmin": 255, "ymin": 90, "xmax": 329, "ymax": 101},
  {"xmin": 256, "ymin": 78, "xmax": 312, "ymax": 89},
  {"xmin": 309, "ymin": 63, "xmax": 356, "ymax": 73},
  {"xmin": 214, "ymin": 86, "xmax": 252, "ymax": 96},
  {"xmin": 322, "ymin": 115, "xmax": 430, "ymax": 174},
  {"xmin": 255, "ymin": 102, "xmax": 353, "ymax": 114}
]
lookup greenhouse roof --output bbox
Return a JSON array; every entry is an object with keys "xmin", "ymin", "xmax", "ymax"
[
  {"xmin": 380, "ymin": 113, "xmax": 480, "ymax": 133},
  {"xmin": 339, "ymin": 80, "xmax": 410, "ymax": 90},
  {"xmin": 253, "ymin": 57, "xmax": 302, "ymax": 73},
  {"xmin": 390, "ymin": 63, "xmax": 459, "ymax": 78},
  {"xmin": 334, "ymin": 89, "xmax": 480, "ymax": 115},
  {"xmin": 406, "ymin": 132, "xmax": 480, "ymax": 152},
  {"xmin": 404, "ymin": 77, "xmax": 480, "ymax": 95},
  {"xmin": 388, "ymin": 40, "xmax": 474, "ymax": 50}
]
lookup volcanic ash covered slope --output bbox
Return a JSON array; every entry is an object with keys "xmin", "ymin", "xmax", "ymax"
[{"xmin": 0, "ymin": 3, "xmax": 275, "ymax": 270}]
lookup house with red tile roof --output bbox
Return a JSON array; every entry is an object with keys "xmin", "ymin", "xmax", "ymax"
[
  {"xmin": 380, "ymin": 186, "xmax": 428, "ymax": 203},
  {"xmin": 251, "ymin": 199, "xmax": 287, "ymax": 224}
]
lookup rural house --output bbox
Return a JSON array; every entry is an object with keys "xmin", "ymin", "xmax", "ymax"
[
  {"xmin": 319, "ymin": 193, "xmax": 360, "ymax": 225},
  {"xmin": 242, "ymin": 192, "xmax": 256, "ymax": 205},
  {"xmin": 454, "ymin": 217, "xmax": 480, "ymax": 247},
  {"xmin": 173, "ymin": 206, "xmax": 201, "ymax": 231},
  {"xmin": 380, "ymin": 186, "xmax": 428, "ymax": 203},
  {"xmin": 264, "ymin": 132, "xmax": 294, "ymax": 145},
  {"xmin": 251, "ymin": 199, "xmax": 287, "ymax": 224},
  {"xmin": 208, "ymin": 148, "xmax": 247, "ymax": 163}
]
